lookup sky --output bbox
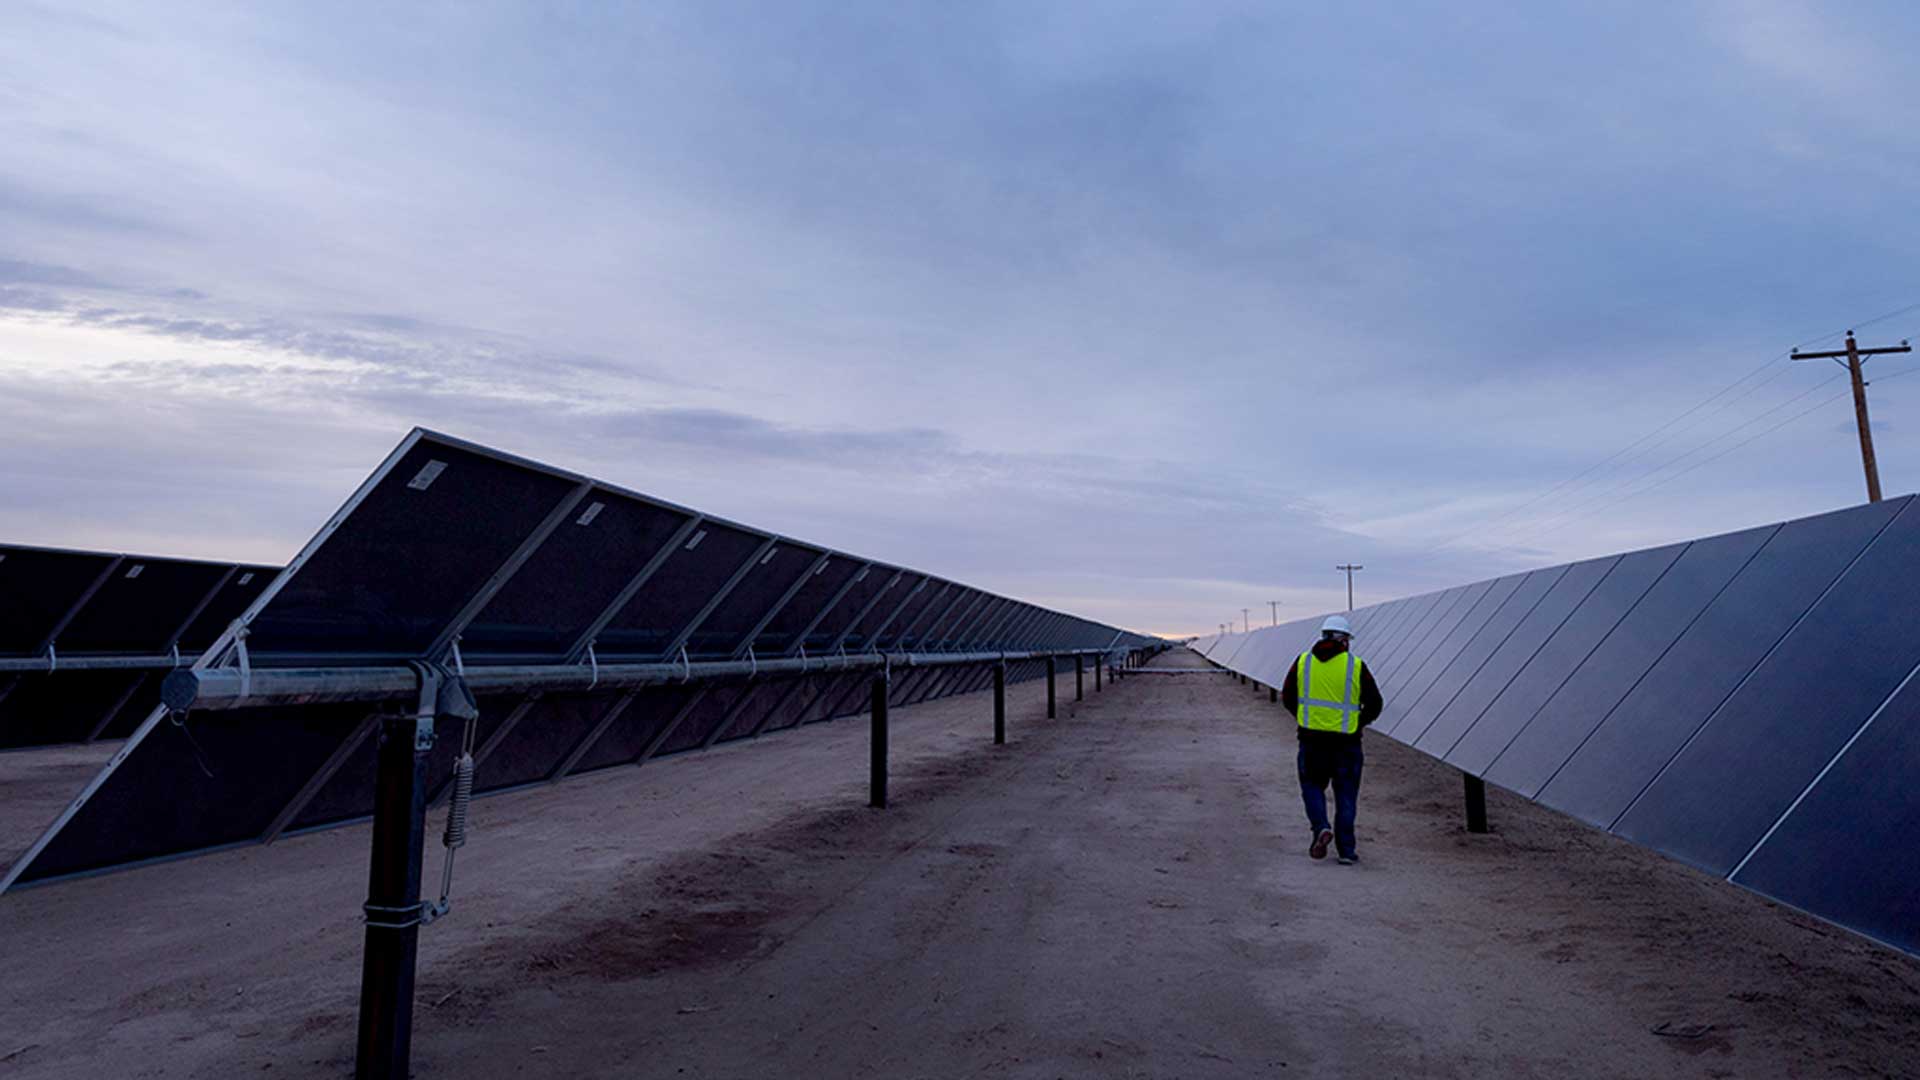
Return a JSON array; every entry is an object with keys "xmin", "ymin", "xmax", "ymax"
[{"xmin": 2, "ymin": 1, "xmax": 1918, "ymax": 638}]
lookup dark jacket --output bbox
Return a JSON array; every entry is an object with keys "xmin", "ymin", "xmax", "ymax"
[{"xmin": 1281, "ymin": 637, "xmax": 1384, "ymax": 745}]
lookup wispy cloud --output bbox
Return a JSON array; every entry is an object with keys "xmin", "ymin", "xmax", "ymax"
[{"xmin": 2, "ymin": 2, "xmax": 1918, "ymax": 634}]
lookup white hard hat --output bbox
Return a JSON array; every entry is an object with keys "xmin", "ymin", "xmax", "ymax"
[{"xmin": 1321, "ymin": 614, "xmax": 1353, "ymax": 637}]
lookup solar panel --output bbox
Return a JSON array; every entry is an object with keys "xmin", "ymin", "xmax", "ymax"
[
  {"xmin": 1414, "ymin": 557, "xmax": 1617, "ymax": 756},
  {"xmin": 1730, "ymin": 669, "xmax": 1920, "ymax": 955},
  {"xmin": 1537, "ymin": 498, "xmax": 1905, "ymax": 829},
  {"xmin": 1374, "ymin": 583, "xmax": 1490, "ymax": 701},
  {"xmin": 1482, "ymin": 523, "xmax": 1775, "ymax": 798},
  {"xmin": 1379, "ymin": 574, "xmax": 1530, "ymax": 737},
  {"xmin": 1196, "ymin": 494, "xmax": 1920, "ymax": 959},
  {"xmin": 1445, "ymin": 543, "xmax": 1684, "ymax": 776},
  {"xmin": 1356, "ymin": 588, "xmax": 1444, "ymax": 672},
  {"xmin": 0, "ymin": 545, "xmax": 278, "ymax": 749},
  {"xmin": 1614, "ymin": 496, "xmax": 1920, "ymax": 874},
  {"xmin": 0, "ymin": 546, "xmax": 116, "ymax": 653},
  {"xmin": 2, "ymin": 430, "xmax": 1155, "ymax": 891},
  {"xmin": 1374, "ymin": 576, "xmax": 1520, "ymax": 734}
]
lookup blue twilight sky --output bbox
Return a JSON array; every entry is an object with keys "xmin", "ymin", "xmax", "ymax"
[{"xmin": 2, "ymin": 2, "xmax": 1917, "ymax": 637}]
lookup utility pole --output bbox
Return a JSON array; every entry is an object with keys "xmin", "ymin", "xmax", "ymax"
[
  {"xmin": 1791, "ymin": 332, "xmax": 1912, "ymax": 502},
  {"xmin": 1268, "ymin": 600, "xmax": 1281, "ymax": 626},
  {"xmin": 1241, "ymin": 608, "xmax": 1250, "ymax": 633},
  {"xmin": 1336, "ymin": 564, "xmax": 1364, "ymax": 612}
]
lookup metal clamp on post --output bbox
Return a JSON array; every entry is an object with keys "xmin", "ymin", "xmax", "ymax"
[
  {"xmin": 363, "ymin": 901, "xmax": 429, "ymax": 930},
  {"xmin": 586, "ymin": 642, "xmax": 600, "ymax": 690},
  {"xmin": 45, "ymin": 643, "xmax": 56, "ymax": 673},
  {"xmin": 233, "ymin": 628, "xmax": 252, "ymax": 702}
]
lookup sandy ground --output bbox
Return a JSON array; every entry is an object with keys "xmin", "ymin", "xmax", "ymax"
[{"xmin": 3, "ymin": 648, "xmax": 1919, "ymax": 1079}]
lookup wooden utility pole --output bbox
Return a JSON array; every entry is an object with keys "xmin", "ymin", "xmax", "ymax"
[
  {"xmin": 1268, "ymin": 600, "xmax": 1281, "ymax": 626},
  {"xmin": 1336, "ymin": 564, "xmax": 1364, "ymax": 611},
  {"xmin": 1792, "ymin": 332, "xmax": 1912, "ymax": 502},
  {"xmin": 1241, "ymin": 608, "xmax": 1250, "ymax": 633}
]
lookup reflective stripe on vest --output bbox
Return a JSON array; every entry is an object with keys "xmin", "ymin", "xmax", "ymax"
[{"xmin": 1296, "ymin": 649, "xmax": 1365, "ymax": 734}]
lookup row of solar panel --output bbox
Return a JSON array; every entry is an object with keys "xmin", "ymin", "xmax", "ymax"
[
  {"xmin": 0, "ymin": 546, "xmax": 278, "ymax": 748},
  {"xmin": 6, "ymin": 658, "xmax": 1079, "ymax": 885},
  {"xmin": 3, "ymin": 429, "xmax": 1156, "ymax": 890},
  {"xmin": 1193, "ymin": 495, "xmax": 1920, "ymax": 957},
  {"xmin": 237, "ymin": 432, "xmax": 1136, "ymax": 668}
]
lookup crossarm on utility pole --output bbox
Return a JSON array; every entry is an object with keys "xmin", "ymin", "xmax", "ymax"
[{"xmin": 1792, "ymin": 332, "xmax": 1912, "ymax": 503}]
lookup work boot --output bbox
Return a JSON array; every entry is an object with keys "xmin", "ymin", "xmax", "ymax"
[{"xmin": 1309, "ymin": 828, "xmax": 1334, "ymax": 860}]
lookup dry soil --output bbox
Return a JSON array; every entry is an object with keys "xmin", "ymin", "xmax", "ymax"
[{"xmin": 2, "ymin": 647, "xmax": 1918, "ymax": 1079}]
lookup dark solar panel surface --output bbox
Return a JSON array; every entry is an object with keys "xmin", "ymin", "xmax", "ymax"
[
  {"xmin": 5, "ymin": 430, "xmax": 1153, "ymax": 891},
  {"xmin": 0, "ymin": 546, "xmax": 283, "ymax": 748},
  {"xmin": 1191, "ymin": 496, "xmax": 1920, "ymax": 959},
  {"xmin": 1416, "ymin": 558, "xmax": 1615, "ymax": 756},
  {"xmin": 1538, "ymin": 498, "xmax": 1904, "ymax": 829},
  {"xmin": 1615, "ymin": 497, "xmax": 1920, "ymax": 873},
  {"xmin": 1447, "ymin": 544, "xmax": 1683, "ymax": 777},
  {"xmin": 1381, "ymin": 575, "xmax": 1528, "ymax": 738},
  {"xmin": 1730, "ymin": 668, "xmax": 1920, "ymax": 955}
]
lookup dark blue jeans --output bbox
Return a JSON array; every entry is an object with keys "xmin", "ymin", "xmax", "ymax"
[{"xmin": 1298, "ymin": 740, "xmax": 1364, "ymax": 859}]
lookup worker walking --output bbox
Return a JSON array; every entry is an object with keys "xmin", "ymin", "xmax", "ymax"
[{"xmin": 1280, "ymin": 615, "xmax": 1384, "ymax": 865}]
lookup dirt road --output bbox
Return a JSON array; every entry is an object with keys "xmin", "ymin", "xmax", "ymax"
[{"xmin": 3, "ymin": 648, "xmax": 1917, "ymax": 1078}]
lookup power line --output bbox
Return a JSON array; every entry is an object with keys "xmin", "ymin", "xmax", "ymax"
[
  {"xmin": 1502, "ymin": 371, "xmax": 1849, "ymax": 545},
  {"xmin": 1517, "ymin": 361, "xmax": 1802, "ymax": 520},
  {"xmin": 1439, "ymin": 298, "xmax": 1920, "ymax": 551},
  {"xmin": 1429, "ymin": 350, "xmax": 1789, "ymax": 548},
  {"xmin": 1515, "ymin": 366, "xmax": 1920, "ymax": 547},
  {"xmin": 1521, "ymin": 325, "xmax": 1919, "ymax": 541},
  {"xmin": 1514, "ymin": 386, "xmax": 1855, "ymax": 545}
]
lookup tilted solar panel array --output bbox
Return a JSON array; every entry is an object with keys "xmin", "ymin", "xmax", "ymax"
[
  {"xmin": 2, "ymin": 429, "xmax": 1157, "ymax": 890},
  {"xmin": 1196, "ymin": 496, "xmax": 1920, "ymax": 958},
  {"xmin": 0, "ymin": 546, "xmax": 277, "ymax": 748}
]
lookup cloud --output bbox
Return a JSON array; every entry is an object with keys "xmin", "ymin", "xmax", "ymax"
[{"xmin": 3, "ymin": 2, "xmax": 1919, "ymax": 635}]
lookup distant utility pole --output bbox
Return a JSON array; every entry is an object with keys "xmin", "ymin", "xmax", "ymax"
[
  {"xmin": 1791, "ymin": 331, "xmax": 1912, "ymax": 502},
  {"xmin": 1268, "ymin": 600, "xmax": 1281, "ymax": 626},
  {"xmin": 1241, "ymin": 608, "xmax": 1250, "ymax": 633},
  {"xmin": 1336, "ymin": 564, "xmax": 1364, "ymax": 611}
]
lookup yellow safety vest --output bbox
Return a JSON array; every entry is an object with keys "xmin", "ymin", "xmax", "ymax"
[{"xmin": 1296, "ymin": 649, "xmax": 1366, "ymax": 734}]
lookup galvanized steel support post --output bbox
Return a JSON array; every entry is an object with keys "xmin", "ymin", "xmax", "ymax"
[
  {"xmin": 1464, "ymin": 773, "xmax": 1488, "ymax": 834},
  {"xmin": 1046, "ymin": 657, "xmax": 1057, "ymax": 719},
  {"xmin": 993, "ymin": 663, "xmax": 1006, "ymax": 745},
  {"xmin": 869, "ymin": 674, "xmax": 889, "ymax": 809},
  {"xmin": 354, "ymin": 685, "xmax": 435, "ymax": 1080}
]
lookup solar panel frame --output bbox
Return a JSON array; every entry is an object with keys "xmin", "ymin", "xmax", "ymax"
[
  {"xmin": 1482, "ymin": 523, "xmax": 1778, "ymax": 799},
  {"xmin": 1729, "ymin": 661, "xmax": 1920, "ymax": 955},
  {"xmin": 1376, "ymin": 577, "xmax": 1518, "ymax": 737},
  {"xmin": 1394, "ymin": 572, "xmax": 1555, "ymax": 738},
  {"xmin": 1445, "ymin": 543, "xmax": 1685, "ymax": 777},
  {"xmin": 1613, "ymin": 497, "xmax": 1920, "ymax": 874},
  {"xmin": 1536, "ymin": 497, "xmax": 1907, "ymax": 830},
  {"xmin": 3, "ymin": 429, "xmax": 1157, "ymax": 892},
  {"xmin": 1416, "ymin": 557, "xmax": 1617, "ymax": 756}
]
